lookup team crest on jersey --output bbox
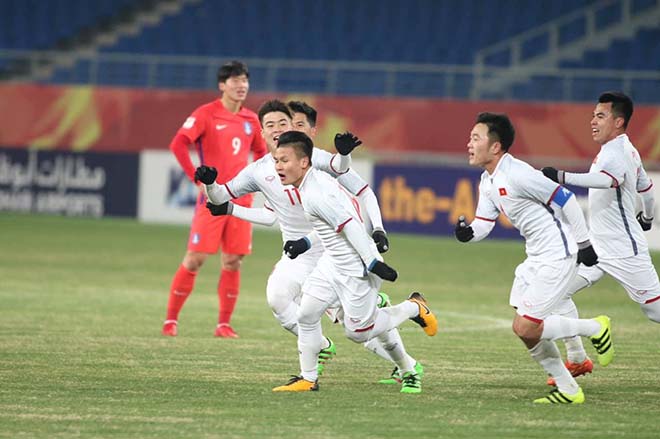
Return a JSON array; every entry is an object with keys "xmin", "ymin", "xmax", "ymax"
[
  {"xmin": 498, "ymin": 187, "xmax": 507, "ymax": 196},
  {"xmin": 244, "ymin": 121, "xmax": 253, "ymax": 135}
]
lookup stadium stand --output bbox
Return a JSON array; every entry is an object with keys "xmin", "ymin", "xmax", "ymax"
[{"xmin": 1, "ymin": 0, "xmax": 659, "ymax": 101}]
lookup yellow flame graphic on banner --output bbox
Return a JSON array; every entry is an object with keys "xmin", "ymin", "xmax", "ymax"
[{"xmin": 30, "ymin": 86, "xmax": 101, "ymax": 151}]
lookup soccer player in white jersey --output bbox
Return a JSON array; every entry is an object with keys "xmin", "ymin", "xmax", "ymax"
[
  {"xmin": 196, "ymin": 100, "xmax": 422, "ymax": 385},
  {"xmin": 268, "ymin": 130, "xmax": 437, "ymax": 393},
  {"xmin": 541, "ymin": 91, "xmax": 660, "ymax": 383},
  {"xmin": 287, "ymin": 100, "xmax": 423, "ymax": 384},
  {"xmin": 455, "ymin": 112, "xmax": 614, "ymax": 404}
]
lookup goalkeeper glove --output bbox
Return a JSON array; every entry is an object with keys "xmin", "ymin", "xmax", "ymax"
[
  {"xmin": 454, "ymin": 216, "xmax": 474, "ymax": 242},
  {"xmin": 541, "ymin": 167, "xmax": 565, "ymax": 184},
  {"xmin": 577, "ymin": 240, "xmax": 598, "ymax": 266},
  {"xmin": 283, "ymin": 237, "xmax": 311, "ymax": 259},
  {"xmin": 637, "ymin": 212, "xmax": 653, "ymax": 231},
  {"xmin": 368, "ymin": 260, "xmax": 398, "ymax": 282},
  {"xmin": 372, "ymin": 229, "xmax": 389, "ymax": 253},
  {"xmin": 195, "ymin": 165, "xmax": 217, "ymax": 185},
  {"xmin": 206, "ymin": 201, "xmax": 233, "ymax": 216},
  {"xmin": 334, "ymin": 131, "xmax": 362, "ymax": 156}
]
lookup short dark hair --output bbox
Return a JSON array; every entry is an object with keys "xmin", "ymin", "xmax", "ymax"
[
  {"xmin": 598, "ymin": 91, "xmax": 633, "ymax": 129},
  {"xmin": 287, "ymin": 101, "xmax": 317, "ymax": 127},
  {"xmin": 258, "ymin": 99, "xmax": 292, "ymax": 125},
  {"xmin": 217, "ymin": 60, "xmax": 249, "ymax": 83},
  {"xmin": 277, "ymin": 131, "xmax": 314, "ymax": 160},
  {"xmin": 475, "ymin": 112, "xmax": 515, "ymax": 152}
]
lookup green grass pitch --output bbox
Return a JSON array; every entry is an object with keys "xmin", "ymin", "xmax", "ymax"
[{"xmin": 1, "ymin": 213, "xmax": 659, "ymax": 438}]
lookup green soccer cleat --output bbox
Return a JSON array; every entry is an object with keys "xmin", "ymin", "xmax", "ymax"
[
  {"xmin": 378, "ymin": 361, "xmax": 424, "ymax": 385},
  {"xmin": 317, "ymin": 337, "xmax": 336, "ymax": 375},
  {"xmin": 400, "ymin": 371, "xmax": 422, "ymax": 394},
  {"xmin": 533, "ymin": 387, "xmax": 585, "ymax": 404},
  {"xmin": 590, "ymin": 315, "xmax": 614, "ymax": 367},
  {"xmin": 377, "ymin": 291, "xmax": 391, "ymax": 308}
]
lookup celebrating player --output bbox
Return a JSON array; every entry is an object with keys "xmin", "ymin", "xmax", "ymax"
[
  {"xmin": 455, "ymin": 112, "xmax": 613, "ymax": 404},
  {"xmin": 269, "ymin": 131, "xmax": 437, "ymax": 393},
  {"xmin": 541, "ymin": 91, "xmax": 660, "ymax": 384},
  {"xmin": 161, "ymin": 61, "xmax": 267, "ymax": 338}
]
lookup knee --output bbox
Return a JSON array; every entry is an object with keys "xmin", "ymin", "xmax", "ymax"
[
  {"xmin": 512, "ymin": 319, "xmax": 537, "ymax": 345},
  {"xmin": 296, "ymin": 306, "xmax": 323, "ymax": 327},
  {"xmin": 222, "ymin": 254, "xmax": 243, "ymax": 271},
  {"xmin": 182, "ymin": 252, "xmax": 206, "ymax": 271}
]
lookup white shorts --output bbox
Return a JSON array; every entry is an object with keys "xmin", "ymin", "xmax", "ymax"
[
  {"xmin": 510, "ymin": 255, "xmax": 578, "ymax": 321},
  {"xmin": 578, "ymin": 253, "xmax": 660, "ymax": 304},
  {"xmin": 303, "ymin": 255, "xmax": 382, "ymax": 332}
]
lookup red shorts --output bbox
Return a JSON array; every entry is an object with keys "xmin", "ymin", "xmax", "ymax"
[{"xmin": 187, "ymin": 195, "xmax": 253, "ymax": 255}]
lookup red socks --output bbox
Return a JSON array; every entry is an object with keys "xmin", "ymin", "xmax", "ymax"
[
  {"xmin": 165, "ymin": 265, "xmax": 197, "ymax": 321},
  {"xmin": 218, "ymin": 269, "xmax": 240, "ymax": 325}
]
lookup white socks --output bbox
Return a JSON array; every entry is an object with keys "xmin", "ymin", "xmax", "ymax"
[{"xmin": 529, "ymin": 340, "xmax": 579, "ymax": 394}]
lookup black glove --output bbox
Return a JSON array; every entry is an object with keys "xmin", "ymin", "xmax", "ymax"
[
  {"xmin": 577, "ymin": 241, "xmax": 598, "ymax": 267},
  {"xmin": 283, "ymin": 237, "xmax": 310, "ymax": 259},
  {"xmin": 334, "ymin": 131, "xmax": 362, "ymax": 156},
  {"xmin": 369, "ymin": 260, "xmax": 398, "ymax": 282},
  {"xmin": 372, "ymin": 230, "xmax": 389, "ymax": 253},
  {"xmin": 637, "ymin": 212, "xmax": 653, "ymax": 231},
  {"xmin": 541, "ymin": 167, "xmax": 564, "ymax": 184},
  {"xmin": 206, "ymin": 201, "xmax": 232, "ymax": 216},
  {"xmin": 195, "ymin": 166, "xmax": 217, "ymax": 184},
  {"xmin": 454, "ymin": 216, "xmax": 474, "ymax": 242}
]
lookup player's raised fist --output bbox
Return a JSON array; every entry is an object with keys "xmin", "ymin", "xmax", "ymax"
[
  {"xmin": 195, "ymin": 166, "xmax": 217, "ymax": 185},
  {"xmin": 369, "ymin": 260, "xmax": 398, "ymax": 282},
  {"xmin": 454, "ymin": 215, "xmax": 474, "ymax": 242},
  {"xmin": 334, "ymin": 131, "xmax": 362, "ymax": 156}
]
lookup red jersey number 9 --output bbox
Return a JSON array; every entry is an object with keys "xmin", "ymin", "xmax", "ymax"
[{"xmin": 232, "ymin": 137, "xmax": 241, "ymax": 155}]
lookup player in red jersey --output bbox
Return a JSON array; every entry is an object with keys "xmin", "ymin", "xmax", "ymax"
[{"xmin": 162, "ymin": 60, "xmax": 267, "ymax": 338}]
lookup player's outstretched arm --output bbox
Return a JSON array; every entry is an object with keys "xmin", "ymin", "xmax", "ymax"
[
  {"xmin": 205, "ymin": 201, "xmax": 277, "ymax": 226},
  {"xmin": 541, "ymin": 166, "xmax": 614, "ymax": 188}
]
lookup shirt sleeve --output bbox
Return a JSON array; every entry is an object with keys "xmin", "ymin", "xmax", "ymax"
[
  {"xmin": 311, "ymin": 148, "xmax": 339, "ymax": 177},
  {"xmin": 593, "ymin": 147, "xmax": 626, "ymax": 187},
  {"xmin": 176, "ymin": 107, "xmax": 206, "ymax": 144}
]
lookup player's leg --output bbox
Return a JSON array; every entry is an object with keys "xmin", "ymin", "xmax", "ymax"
[
  {"xmin": 215, "ymin": 215, "xmax": 252, "ymax": 338},
  {"xmin": 546, "ymin": 297, "xmax": 593, "ymax": 386},
  {"xmin": 272, "ymin": 293, "xmax": 330, "ymax": 392},
  {"xmin": 162, "ymin": 206, "xmax": 219, "ymax": 336},
  {"xmin": 511, "ymin": 259, "xmax": 596, "ymax": 403}
]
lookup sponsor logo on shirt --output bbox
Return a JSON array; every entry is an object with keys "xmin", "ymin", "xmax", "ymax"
[
  {"xmin": 216, "ymin": 124, "xmax": 227, "ymax": 130},
  {"xmin": 182, "ymin": 117, "xmax": 196, "ymax": 129},
  {"xmin": 498, "ymin": 187, "xmax": 507, "ymax": 196},
  {"xmin": 244, "ymin": 121, "xmax": 252, "ymax": 135},
  {"xmin": 266, "ymin": 175, "xmax": 276, "ymax": 182}
]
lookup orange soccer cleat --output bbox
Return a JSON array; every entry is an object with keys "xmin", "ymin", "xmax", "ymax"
[
  {"xmin": 215, "ymin": 323, "xmax": 239, "ymax": 338},
  {"xmin": 547, "ymin": 358, "xmax": 594, "ymax": 386}
]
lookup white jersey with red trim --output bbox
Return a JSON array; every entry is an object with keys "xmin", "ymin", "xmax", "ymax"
[
  {"xmin": 224, "ymin": 147, "xmax": 360, "ymax": 245},
  {"xmin": 588, "ymin": 134, "xmax": 652, "ymax": 258},
  {"xmin": 475, "ymin": 153, "xmax": 578, "ymax": 261},
  {"xmin": 299, "ymin": 168, "xmax": 369, "ymax": 276}
]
